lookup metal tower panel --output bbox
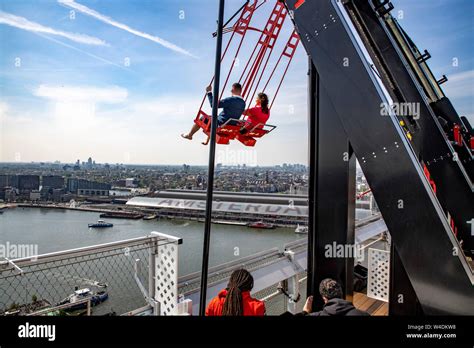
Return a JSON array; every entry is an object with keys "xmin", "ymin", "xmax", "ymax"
[
  {"xmin": 348, "ymin": 0, "xmax": 474, "ymax": 253},
  {"xmin": 307, "ymin": 61, "xmax": 356, "ymax": 311},
  {"xmin": 285, "ymin": 0, "xmax": 474, "ymax": 314}
]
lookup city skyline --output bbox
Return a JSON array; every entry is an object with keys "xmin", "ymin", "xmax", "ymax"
[
  {"xmin": 1, "ymin": 0, "xmax": 473, "ymax": 165},
  {"xmin": 0, "ymin": 158, "xmax": 308, "ymax": 167}
]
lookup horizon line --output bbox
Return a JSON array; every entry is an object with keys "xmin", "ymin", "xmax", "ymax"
[{"xmin": 0, "ymin": 161, "xmax": 309, "ymax": 167}]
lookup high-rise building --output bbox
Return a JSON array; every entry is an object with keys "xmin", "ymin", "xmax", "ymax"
[
  {"xmin": 125, "ymin": 178, "xmax": 138, "ymax": 188},
  {"xmin": 66, "ymin": 178, "xmax": 111, "ymax": 196},
  {"xmin": 18, "ymin": 175, "xmax": 40, "ymax": 192},
  {"xmin": 0, "ymin": 175, "xmax": 19, "ymax": 188},
  {"xmin": 0, "ymin": 175, "xmax": 7, "ymax": 188},
  {"xmin": 42, "ymin": 175, "xmax": 64, "ymax": 189}
]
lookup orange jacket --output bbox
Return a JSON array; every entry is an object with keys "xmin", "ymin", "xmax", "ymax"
[{"xmin": 205, "ymin": 289, "xmax": 266, "ymax": 316}]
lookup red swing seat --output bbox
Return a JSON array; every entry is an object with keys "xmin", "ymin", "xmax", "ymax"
[
  {"xmin": 193, "ymin": 1, "xmax": 300, "ymax": 147},
  {"xmin": 195, "ymin": 110, "xmax": 277, "ymax": 147}
]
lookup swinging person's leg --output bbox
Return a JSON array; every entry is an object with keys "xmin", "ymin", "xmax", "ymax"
[
  {"xmin": 202, "ymin": 135, "xmax": 210, "ymax": 146},
  {"xmin": 202, "ymin": 117, "xmax": 222, "ymax": 145},
  {"xmin": 181, "ymin": 124, "xmax": 200, "ymax": 140}
]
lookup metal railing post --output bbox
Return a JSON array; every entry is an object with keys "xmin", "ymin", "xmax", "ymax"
[
  {"xmin": 199, "ymin": 0, "xmax": 226, "ymax": 317},
  {"xmin": 284, "ymin": 250, "xmax": 300, "ymax": 314},
  {"xmin": 148, "ymin": 237, "xmax": 158, "ymax": 314}
]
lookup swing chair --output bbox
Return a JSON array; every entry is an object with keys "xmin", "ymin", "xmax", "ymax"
[{"xmin": 194, "ymin": 0, "xmax": 300, "ymax": 147}]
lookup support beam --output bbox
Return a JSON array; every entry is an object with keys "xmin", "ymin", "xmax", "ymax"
[
  {"xmin": 286, "ymin": 0, "xmax": 474, "ymax": 314},
  {"xmin": 308, "ymin": 59, "xmax": 356, "ymax": 311},
  {"xmin": 389, "ymin": 243, "xmax": 423, "ymax": 315}
]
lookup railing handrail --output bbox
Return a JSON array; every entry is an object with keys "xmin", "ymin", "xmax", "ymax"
[
  {"xmin": 179, "ymin": 247, "xmax": 281, "ymax": 284},
  {"xmin": 0, "ymin": 215, "xmax": 382, "ymax": 273},
  {"xmin": 179, "ymin": 216, "xmax": 386, "ymax": 297},
  {"xmin": 0, "ymin": 233, "xmax": 179, "ymax": 270}
]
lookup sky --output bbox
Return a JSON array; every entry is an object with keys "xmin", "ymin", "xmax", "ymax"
[{"xmin": 0, "ymin": 0, "xmax": 472, "ymax": 166}]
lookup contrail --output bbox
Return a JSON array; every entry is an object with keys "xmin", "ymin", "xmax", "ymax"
[
  {"xmin": 58, "ymin": 0, "xmax": 197, "ymax": 58},
  {"xmin": 35, "ymin": 32, "xmax": 128, "ymax": 70},
  {"xmin": 0, "ymin": 10, "xmax": 107, "ymax": 46}
]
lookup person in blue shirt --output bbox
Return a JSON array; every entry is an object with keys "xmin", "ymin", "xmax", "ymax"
[{"xmin": 182, "ymin": 83, "xmax": 246, "ymax": 145}]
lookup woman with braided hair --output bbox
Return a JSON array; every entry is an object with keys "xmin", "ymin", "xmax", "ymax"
[{"xmin": 205, "ymin": 269, "xmax": 265, "ymax": 316}]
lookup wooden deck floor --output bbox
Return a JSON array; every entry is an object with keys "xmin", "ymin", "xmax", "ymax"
[{"xmin": 352, "ymin": 292, "xmax": 388, "ymax": 316}]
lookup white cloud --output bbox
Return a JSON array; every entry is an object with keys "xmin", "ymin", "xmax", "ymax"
[
  {"xmin": 0, "ymin": 11, "xmax": 107, "ymax": 46},
  {"xmin": 444, "ymin": 69, "xmax": 474, "ymax": 99},
  {"xmin": 2, "ymin": 90, "xmax": 199, "ymax": 162},
  {"xmin": 58, "ymin": 0, "xmax": 197, "ymax": 58},
  {"xmin": 447, "ymin": 70, "xmax": 474, "ymax": 82},
  {"xmin": 0, "ymin": 101, "xmax": 9, "ymax": 118},
  {"xmin": 34, "ymin": 85, "xmax": 128, "ymax": 103},
  {"xmin": 0, "ymin": 102, "xmax": 8, "ymax": 139},
  {"xmin": 1, "ymin": 85, "xmax": 308, "ymax": 165}
]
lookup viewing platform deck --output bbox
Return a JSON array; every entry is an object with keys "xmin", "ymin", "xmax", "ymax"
[{"xmin": 353, "ymin": 292, "xmax": 388, "ymax": 316}]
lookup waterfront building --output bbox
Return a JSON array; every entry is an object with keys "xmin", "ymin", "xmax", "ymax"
[
  {"xmin": 18, "ymin": 175, "xmax": 40, "ymax": 192},
  {"xmin": 0, "ymin": 175, "xmax": 19, "ymax": 189},
  {"xmin": 127, "ymin": 189, "xmax": 309, "ymax": 227},
  {"xmin": 42, "ymin": 175, "xmax": 64, "ymax": 189},
  {"xmin": 67, "ymin": 178, "xmax": 111, "ymax": 196},
  {"xmin": 29, "ymin": 190, "xmax": 41, "ymax": 201}
]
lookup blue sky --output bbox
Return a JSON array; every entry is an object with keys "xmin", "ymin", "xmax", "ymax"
[{"xmin": 0, "ymin": 0, "xmax": 472, "ymax": 165}]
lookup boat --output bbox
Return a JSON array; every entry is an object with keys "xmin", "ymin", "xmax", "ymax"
[
  {"xmin": 88, "ymin": 220, "xmax": 113, "ymax": 228},
  {"xmin": 213, "ymin": 220, "xmax": 247, "ymax": 226},
  {"xmin": 57, "ymin": 288, "xmax": 108, "ymax": 311},
  {"xmin": 247, "ymin": 221, "xmax": 276, "ymax": 229},
  {"xmin": 295, "ymin": 224, "xmax": 309, "ymax": 234},
  {"xmin": 143, "ymin": 214, "xmax": 157, "ymax": 221},
  {"xmin": 46, "ymin": 308, "xmax": 89, "ymax": 316},
  {"xmin": 1, "ymin": 299, "xmax": 51, "ymax": 316},
  {"xmin": 99, "ymin": 211, "xmax": 144, "ymax": 220}
]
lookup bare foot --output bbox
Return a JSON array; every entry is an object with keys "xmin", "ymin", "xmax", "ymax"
[
  {"xmin": 201, "ymin": 141, "xmax": 209, "ymax": 146},
  {"xmin": 181, "ymin": 133, "xmax": 192, "ymax": 140}
]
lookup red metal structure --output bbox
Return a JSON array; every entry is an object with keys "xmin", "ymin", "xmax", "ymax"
[{"xmin": 194, "ymin": 0, "xmax": 300, "ymax": 147}]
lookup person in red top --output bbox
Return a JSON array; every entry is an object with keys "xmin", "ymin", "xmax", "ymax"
[
  {"xmin": 241, "ymin": 92, "xmax": 271, "ymax": 134},
  {"xmin": 205, "ymin": 269, "xmax": 265, "ymax": 316}
]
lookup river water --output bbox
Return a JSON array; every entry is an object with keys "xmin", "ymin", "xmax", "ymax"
[
  {"xmin": 0, "ymin": 207, "xmax": 379, "ymax": 315},
  {"xmin": 0, "ymin": 207, "xmax": 303, "ymax": 276},
  {"xmin": 0, "ymin": 207, "xmax": 307, "ymax": 314}
]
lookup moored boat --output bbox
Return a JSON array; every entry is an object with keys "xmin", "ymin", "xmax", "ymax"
[
  {"xmin": 99, "ymin": 211, "xmax": 144, "ymax": 220},
  {"xmin": 143, "ymin": 214, "xmax": 157, "ymax": 221},
  {"xmin": 57, "ymin": 288, "xmax": 108, "ymax": 311},
  {"xmin": 247, "ymin": 221, "xmax": 275, "ymax": 229},
  {"xmin": 1, "ymin": 299, "xmax": 51, "ymax": 316},
  {"xmin": 295, "ymin": 224, "xmax": 308, "ymax": 234}
]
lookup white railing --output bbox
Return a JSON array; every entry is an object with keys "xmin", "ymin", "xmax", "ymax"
[{"xmin": 1, "ymin": 215, "xmax": 388, "ymax": 316}]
